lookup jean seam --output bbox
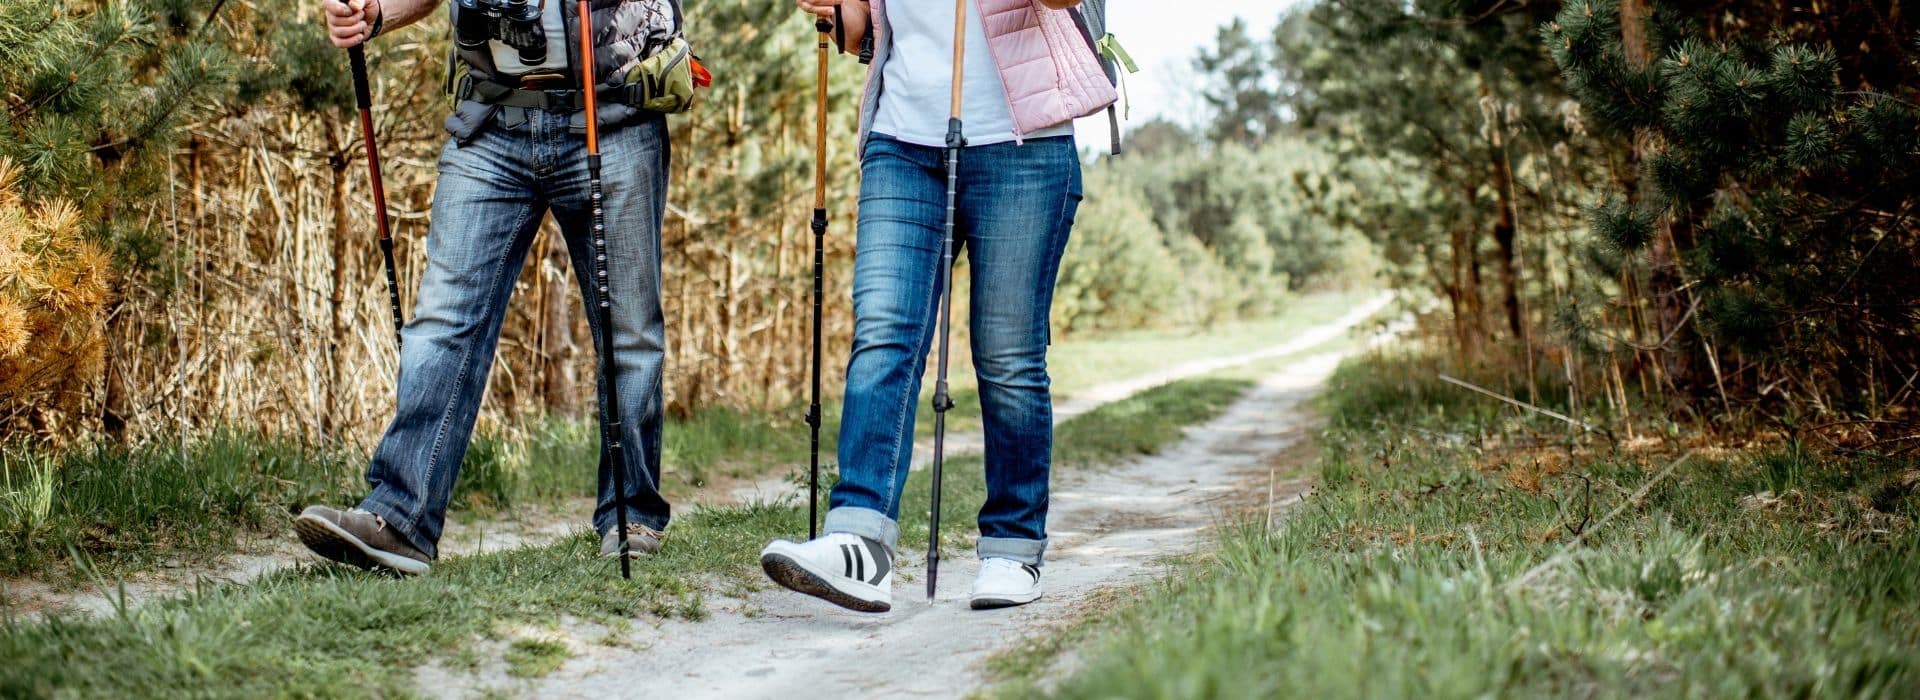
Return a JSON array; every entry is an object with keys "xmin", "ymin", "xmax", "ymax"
[
  {"xmin": 406, "ymin": 200, "xmax": 535, "ymax": 531},
  {"xmin": 869, "ymin": 144, "xmax": 935, "ymax": 519},
  {"xmin": 877, "ymin": 236, "xmax": 931, "ymax": 518}
]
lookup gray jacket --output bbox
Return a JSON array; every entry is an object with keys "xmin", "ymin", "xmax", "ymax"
[{"xmin": 445, "ymin": 0, "xmax": 679, "ymax": 139}]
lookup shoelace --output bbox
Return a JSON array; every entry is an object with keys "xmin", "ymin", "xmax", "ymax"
[{"xmin": 623, "ymin": 524, "xmax": 665, "ymax": 541}]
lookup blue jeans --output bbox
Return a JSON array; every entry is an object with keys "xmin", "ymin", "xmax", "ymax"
[
  {"xmin": 359, "ymin": 109, "xmax": 671, "ymax": 558},
  {"xmin": 823, "ymin": 133, "xmax": 1082, "ymax": 567}
]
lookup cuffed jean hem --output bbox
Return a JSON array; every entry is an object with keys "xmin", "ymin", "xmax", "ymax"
[
  {"xmin": 978, "ymin": 536, "xmax": 1047, "ymax": 567},
  {"xmin": 356, "ymin": 497, "xmax": 437, "ymax": 560},
  {"xmin": 823, "ymin": 506, "xmax": 899, "ymax": 554}
]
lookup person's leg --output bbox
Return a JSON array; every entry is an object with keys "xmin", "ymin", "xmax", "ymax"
[
  {"xmin": 544, "ymin": 111, "xmax": 673, "ymax": 538},
  {"xmin": 760, "ymin": 134, "xmax": 946, "ymax": 613},
  {"xmin": 356, "ymin": 125, "xmax": 547, "ymax": 558},
  {"xmin": 821, "ymin": 135, "xmax": 949, "ymax": 552},
  {"xmin": 959, "ymin": 135, "xmax": 1082, "ymax": 568}
]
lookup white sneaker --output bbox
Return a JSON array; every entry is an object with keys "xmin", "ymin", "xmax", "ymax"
[
  {"xmin": 970, "ymin": 557, "xmax": 1042, "ymax": 609},
  {"xmin": 760, "ymin": 533, "xmax": 893, "ymax": 613}
]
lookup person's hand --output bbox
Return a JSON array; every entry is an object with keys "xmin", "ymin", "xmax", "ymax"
[
  {"xmin": 795, "ymin": 0, "xmax": 841, "ymax": 21},
  {"xmin": 324, "ymin": 0, "xmax": 382, "ymax": 48}
]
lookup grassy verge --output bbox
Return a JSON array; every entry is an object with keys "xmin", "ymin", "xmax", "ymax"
[
  {"xmin": 0, "ymin": 406, "xmax": 819, "ymax": 583},
  {"xmin": 0, "ymin": 374, "xmax": 1255, "ymax": 698},
  {"xmin": 988, "ymin": 351, "xmax": 1920, "ymax": 699}
]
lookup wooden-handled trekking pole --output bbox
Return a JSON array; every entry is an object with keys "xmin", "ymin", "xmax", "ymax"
[
  {"xmin": 347, "ymin": 45, "xmax": 405, "ymax": 347},
  {"xmin": 576, "ymin": 0, "xmax": 632, "ymax": 579},
  {"xmin": 926, "ymin": 0, "xmax": 969, "ymax": 602},
  {"xmin": 807, "ymin": 6, "xmax": 845, "ymax": 541}
]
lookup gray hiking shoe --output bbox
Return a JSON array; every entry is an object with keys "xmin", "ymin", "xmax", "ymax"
[
  {"xmin": 294, "ymin": 505, "xmax": 432, "ymax": 576},
  {"xmin": 601, "ymin": 524, "xmax": 666, "ymax": 558}
]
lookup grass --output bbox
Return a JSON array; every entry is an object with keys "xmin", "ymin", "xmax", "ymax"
[
  {"xmin": 0, "ymin": 373, "xmax": 1256, "ymax": 698},
  {"xmin": 0, "ymin": 404, "xmax": 825, "ymax": 583},
  {"xmin": 0, "ymin": 431, "xmax": 365, "ymax": 580},
  {"xmin": 503, "ymin": 637, "xmax": 573, "ymax": 678},
  {"xmin": 1054, "ymin": 378, "xmax": 1249, "ymax": 468},
  {"xmin": 985, "ymin": 351, "xmax": 1920, "ymax": 699}
]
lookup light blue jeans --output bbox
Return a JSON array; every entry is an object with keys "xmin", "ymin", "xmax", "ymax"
[
  {"xmin": 824, "ymin": 133, "xmax": 1082, "ymax": 567},
  {"xmin": 359, "ymin": 109, "xmax": 671, "ymax": 558}
]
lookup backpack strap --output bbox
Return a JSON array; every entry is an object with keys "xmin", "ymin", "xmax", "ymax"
[{"xmin": 1069, "ymin": 5, "xmax": 1138, "ymax": 156}]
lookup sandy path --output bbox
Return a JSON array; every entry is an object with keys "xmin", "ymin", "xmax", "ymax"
[{"xmin": 437, "ymin": 349, "xmax": 1347, "ymax": 699}]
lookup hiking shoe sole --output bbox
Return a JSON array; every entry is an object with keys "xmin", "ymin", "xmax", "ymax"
[
  {"xmin": 969, "ymin": 591, "xmax": 1042, "ymax": 610},
  {"xmin": 761, "ymin": 551, "xmax": 891, "ymax": 613},
  {"xmin": 295, "ymin": 513, "xmax": 431, "ymax": 576}
]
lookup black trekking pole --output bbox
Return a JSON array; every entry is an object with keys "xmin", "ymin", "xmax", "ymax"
[
  {"xmin": 805, "ymin": 7, "xmax": 844, "ymax": 541},
  {"xmin": 925, "ymin": 0, "xmax": 969, "ymax": 602},
  {"xmin": 576, "ymin": 0, "xmax": 631, "ymax": 579},
  {"xmin": 348, "ymin": 45, "xmax": 405, "ymax": 346}
]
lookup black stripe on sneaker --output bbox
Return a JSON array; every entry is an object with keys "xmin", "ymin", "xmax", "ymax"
[
  {"xmin": 1022, "ymin": 563, "xmax": 1040, "ymax": 581},
  {"xmin": 841, "ymin": 544, "xmax": 854, "ymax": 578},
  {"xmin": 861, "ymin": 537, "xmax": 891, "ymax": 585}
]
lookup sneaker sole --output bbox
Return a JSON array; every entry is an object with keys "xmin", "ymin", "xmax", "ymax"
[
  {"xmin": 294, "ymin": 514, "xmax": 430, "ymax": 576},
  {"xmin": 969, "ymin": 590, "xmax": 1042, "ymax": 610},
  {"xmin": 761, "ymin": 552, "xmax": 891, "ymax": 613}
]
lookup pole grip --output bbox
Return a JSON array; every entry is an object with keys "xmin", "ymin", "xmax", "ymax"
[{"xmin": 349, "ymin": 46, "xmax": 373, "ymax": 111}]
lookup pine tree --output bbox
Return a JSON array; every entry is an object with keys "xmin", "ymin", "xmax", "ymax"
[
  {"xmin": 0, "ymin": 0, "xmax": 257, "ymax": 436},
  {"xmin": 0, "ymin": 158, "xmax": 113, "ymax": 435},
  {"xmin": 1546, "ymin": 0, "xmax": 1920, "ymax": 413}
]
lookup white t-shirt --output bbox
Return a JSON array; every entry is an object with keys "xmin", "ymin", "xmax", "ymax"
[
  {"xmin": 489, "ymin": 0, "xmax": 570, "ymax": 76},
  {"xmin": 871, "ymin": 2, "xmax": 1074, "ymax": 147}
]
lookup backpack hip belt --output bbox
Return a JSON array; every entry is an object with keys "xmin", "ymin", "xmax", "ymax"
[{"xmin": 457, "ymin": 74, "xmax": 655, "ymax": 111}]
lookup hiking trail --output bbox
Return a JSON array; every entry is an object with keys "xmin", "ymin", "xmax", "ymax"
[{"xmin": 419, "ymin": 332, "xmax": 1383, "ymax": 698}]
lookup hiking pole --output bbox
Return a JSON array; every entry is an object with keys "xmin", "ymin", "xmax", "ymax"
[
  {"xmin": 926, "ymin": 0, "xmax": 969, "ymax": 602},
  {"xmin": 576, "ymin": 0, "xmax": 631, "ymax": 579},
  {"xmin": 805, "ymin": 6, "xmax": 844, "ymax": 542},
  {"xmin": 348, "ymin": 45, "xmax": 405, "ymax": 347}
]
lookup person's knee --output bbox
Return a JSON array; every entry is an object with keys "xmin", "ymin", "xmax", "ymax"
[{"xmin": 972, "ymin": 343, "xmax": 1049, "ymax": 391}]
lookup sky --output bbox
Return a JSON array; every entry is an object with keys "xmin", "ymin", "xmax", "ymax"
[{"xmin": 1073, "ymin": 0, "xmax": 1305, "ymax": 149}]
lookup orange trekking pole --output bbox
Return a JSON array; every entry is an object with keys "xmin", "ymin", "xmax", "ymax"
[{"xmin": 575, "ymin": 0, "xmax": 631, "ymax": 579}]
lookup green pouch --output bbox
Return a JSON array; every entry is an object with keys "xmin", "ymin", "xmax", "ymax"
[{"xmin": 623, "ymin": 37, "xmax": 698, "ymax": 114}]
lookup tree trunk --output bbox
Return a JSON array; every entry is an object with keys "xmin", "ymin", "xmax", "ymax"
[
  {"xmin": 1489, "ymin": 147, "xmax": 1523, "ymax": 339},
  {"xmin": 1621, "ymin": 0, "xmax": 1697, "ymax": 392}
]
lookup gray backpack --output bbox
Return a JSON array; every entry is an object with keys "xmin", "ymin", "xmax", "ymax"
[{"xmin": 1070, "ymin": 0, "xmax": 1137, "ymax": 155}]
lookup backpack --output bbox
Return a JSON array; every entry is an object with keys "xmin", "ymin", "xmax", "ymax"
[{"xmin": 1070, "ymin": 0, "xmax": 1138, "ymax": 155}]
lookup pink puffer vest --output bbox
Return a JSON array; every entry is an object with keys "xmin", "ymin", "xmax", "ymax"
[{"xmin": 858, "ymin": 0, "xmax": 1119, "ymax": 147}]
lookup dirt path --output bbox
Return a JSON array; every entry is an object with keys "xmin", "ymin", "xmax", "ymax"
[{"xmin": 429, "ymin": 349, "xmax": 1347, "ymax": 699}]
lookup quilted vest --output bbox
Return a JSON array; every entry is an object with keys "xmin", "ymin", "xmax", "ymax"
[{"xmin": 858, "ymin": 0, "xmax": 1120, "ymax": 150}]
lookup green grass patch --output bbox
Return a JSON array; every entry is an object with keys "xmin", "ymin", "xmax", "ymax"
[
  {"xmin": 0, "ymin": 402, "xmax": 839, "ymax": 583},
  {"xmin": 503, "ymin": 637, "xmax": 572, "ymax": 678},
  {"xmin": 1054, "ymin": 378, "xmax": 1250, "ymax": 468},
  {"xmin": 0, "ymin": 431, "xmax": 365, "ymax": 580},
  {"xmin": 987, "ymin": 352, "xmax": 1920, "ymax": 699},
  {"xmin": 0, "ymin": 374, "xmax": 1255, "ymax": 698}
]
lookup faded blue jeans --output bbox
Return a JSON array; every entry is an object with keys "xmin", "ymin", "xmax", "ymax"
[
  {"xmin": 824, "ymin": 133, "xmax": 1082, "ymax": 567},
  {"xmin": 359, "ymin": 109, "xmax": 671, "ymax": 558}
]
